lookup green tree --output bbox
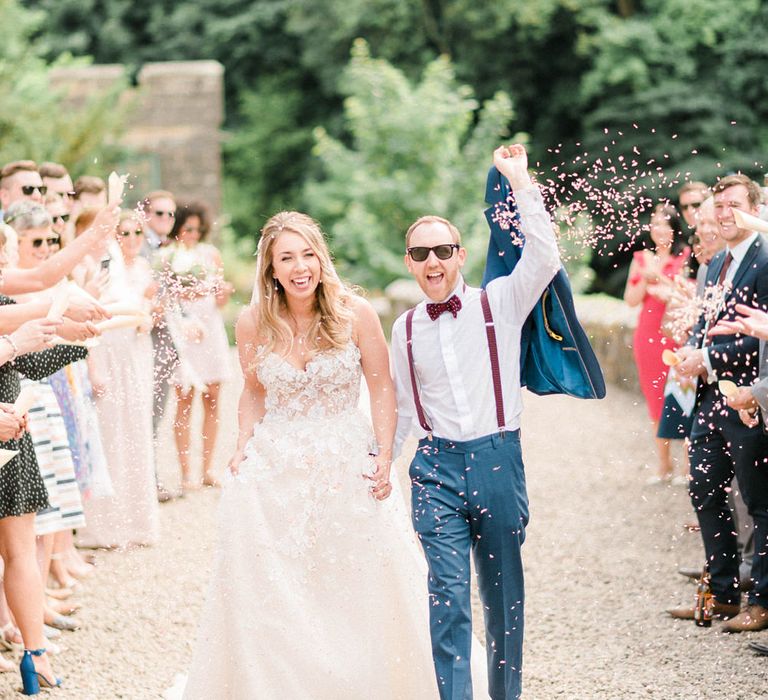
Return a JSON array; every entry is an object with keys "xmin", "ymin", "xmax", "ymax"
[
  {"xmin": 0, "ymin": 0, "xmax": 125, "ymax": 172},
  {"xmin": 304, "ymin": 40, "xmax": 514, "ymax": 288}
]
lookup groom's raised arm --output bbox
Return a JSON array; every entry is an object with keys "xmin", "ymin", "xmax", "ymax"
[{"xmin": 487, "ymin": 145, "xmax": 561, "ymax": 322}]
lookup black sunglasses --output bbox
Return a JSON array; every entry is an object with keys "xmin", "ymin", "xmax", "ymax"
[
  {"xmin": 153, "ymin": 210, "xmax": 175, "ymax": 219},
  {"xmin": 21, "ymin": 185, "xmax": 48, "ymax": 196},
  {"xmin": 681, "ymin": 202, "xmax": 702, "ymax": 211},
  {"xmin": 30, "ymin": 236, "xmax": 59, "ymax": 248},
  {"xmin": 119, "ymin": 228, "xmax": 144, "ymax": 237},
  {"xmin": 52, "ymin": 214, "xmax": 70, "ymax": 224},
  {"xmin": 407, "ymin": 243, "xmax": 460, "ymax": 262}
]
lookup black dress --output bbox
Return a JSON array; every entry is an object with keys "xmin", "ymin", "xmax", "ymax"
[{"xmin": 0, "ymin": 295, "xmax": 88, "ymax": 519}]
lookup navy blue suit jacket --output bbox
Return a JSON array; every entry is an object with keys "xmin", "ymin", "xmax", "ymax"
[
  {"xmin": 688, "ymin": 236, "xmax": 768, "ymax": 439},
  {"xmin": 481, "ymin": 167, "xmax": 606, "ymax": 400}
]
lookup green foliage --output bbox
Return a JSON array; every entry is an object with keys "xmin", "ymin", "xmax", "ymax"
[
  {"xmin": 18, "ymin": 0, "xmax": 768, "ymax": 296},
  {"xmin": 222, "ymin": 76, "xmax": 314, "ymax": 237},
  {"xmin": 0, "ymin": 0, "xmax": 126, "ymax": 172},
  {"xmin": 304, "ymin": 40, "xmax": 514, "ymax": 289}
]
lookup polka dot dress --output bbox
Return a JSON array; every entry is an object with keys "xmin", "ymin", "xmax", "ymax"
[{"xmin": 0, "ymin": 295, "xmax": 88, "ymax": 520}]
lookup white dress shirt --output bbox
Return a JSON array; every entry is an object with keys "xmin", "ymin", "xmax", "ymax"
[{"xmin": 391, "ymin": 187, "xmax": 561, "ymax": 458}]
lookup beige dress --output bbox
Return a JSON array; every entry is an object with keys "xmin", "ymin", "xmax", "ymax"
[
  {"xmin": 78, "ymin": 253, "xmax": 158, "ymax": 548},
  {"xmin": 169, "ymin": 242, "xmax": 232, "ymax": 391}
]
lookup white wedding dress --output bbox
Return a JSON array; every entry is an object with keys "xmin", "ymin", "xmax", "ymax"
[{"xmin": 173, "ymin": 341, "xmax": 488, "ymax": 699}]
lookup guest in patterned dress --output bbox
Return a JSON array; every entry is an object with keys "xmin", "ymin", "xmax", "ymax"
[
  {"xmin": 0, "ymin": 202, "xmax": 113, "ymax": 689},
  {"xmin": 5, "ymin": 201, "xmax": 100, "ymax": 634}
]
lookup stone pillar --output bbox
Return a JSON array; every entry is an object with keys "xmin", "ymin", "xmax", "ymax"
[
  {"xmin": 128, "ymin": 61, "xmax": 224, "ymax": 214},
  {"xmin": 48, "ymin": 60, "xmax": 225, "ymax": 217}
]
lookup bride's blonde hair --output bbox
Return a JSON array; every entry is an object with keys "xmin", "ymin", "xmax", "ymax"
[{"xmin": 253, "ymin": 211, "xmax": 354, "ymax": 357}]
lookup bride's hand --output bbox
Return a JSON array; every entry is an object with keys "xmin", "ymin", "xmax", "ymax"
[
  {"xmin": 366, "ymin": 456, "xmax": 393, "ymax": 501},
  {"xmin": 228, "ymin": 448, "xmax": 245, "ymax": 476}
]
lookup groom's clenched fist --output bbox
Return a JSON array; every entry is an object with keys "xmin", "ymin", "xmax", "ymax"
[{"xmin": 493, "ymin": 143, "xmax": 533, "ymax": 192}]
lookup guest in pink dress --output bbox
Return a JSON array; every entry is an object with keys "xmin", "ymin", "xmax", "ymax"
[
  {"xmin": 164, "ymin": 202, "xmax": 232, "ymax": 491},
  {"xmin": 624, "ymin": 202, "xmax": 690, "ymax": 483}
]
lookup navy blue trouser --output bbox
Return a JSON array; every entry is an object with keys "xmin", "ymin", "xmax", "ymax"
[
  {"xmin": 689, "ymin": 427, "xmax": 768, "ymax": 607},
  {"xmin": 410, "ymin": 431, "xmax": 529, "ymax": 700}
]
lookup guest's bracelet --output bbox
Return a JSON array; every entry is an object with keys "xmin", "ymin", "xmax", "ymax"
[{"xmin": 0, "ymin": 334, "xmax": 19, "ymax": 361}]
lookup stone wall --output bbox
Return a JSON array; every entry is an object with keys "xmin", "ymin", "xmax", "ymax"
[{"xmin": 49, "ymin": 60, "xmax": 224, "ymax": 214}]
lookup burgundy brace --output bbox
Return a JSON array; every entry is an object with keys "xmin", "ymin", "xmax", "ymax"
[{"xmin": 404, "ymin": 289, "xmax": 506, "ymax": 437}]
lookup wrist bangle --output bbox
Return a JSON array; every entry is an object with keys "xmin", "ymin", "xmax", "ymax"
[{"xmin": 0, "ymin": 334, "xmax": 18, "ymax": 361}]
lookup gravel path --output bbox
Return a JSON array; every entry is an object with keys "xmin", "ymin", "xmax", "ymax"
[{"xmin": 1, "ymin": 373, "xmax": 765, "ymax": 698}]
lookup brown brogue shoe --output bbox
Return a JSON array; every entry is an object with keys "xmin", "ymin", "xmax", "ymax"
[
  {"xmin": 666, "ymin": 600, "xmax": 741, "ymax": 620},
  {"xmin": 721, "ymin": 605, "xmax": 768, "ymax": 633}
]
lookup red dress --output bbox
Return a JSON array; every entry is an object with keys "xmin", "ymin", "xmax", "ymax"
[{"xmin": 630, "ymin": 249, "xmax": 690, "ymax": 421}]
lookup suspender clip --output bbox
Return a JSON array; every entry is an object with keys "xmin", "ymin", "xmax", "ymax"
[{"xmin": 499, "ymin": 427, "xmax": 506, "ymax": 439}]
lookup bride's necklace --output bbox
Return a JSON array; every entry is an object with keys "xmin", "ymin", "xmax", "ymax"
[{"xmin": 289, "ymin": 314, "xmax": 316, "ymax": 358}]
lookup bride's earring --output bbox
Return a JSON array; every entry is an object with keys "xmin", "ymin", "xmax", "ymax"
[{"xmin": 273, "ymin": 277, "xmax": 279, "ymax": 291}]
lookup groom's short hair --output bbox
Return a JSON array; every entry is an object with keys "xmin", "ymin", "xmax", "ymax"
[{"xmin": 405, "ymin": 215, "xmax": 462, "ymax": 247}]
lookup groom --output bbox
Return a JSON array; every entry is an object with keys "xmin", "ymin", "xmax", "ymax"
[{"xmin": 391, "ymin": 144, "xmax": 564, "ymax": 699}]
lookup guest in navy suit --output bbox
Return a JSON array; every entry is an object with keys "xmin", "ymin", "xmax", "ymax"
[{"xmin": 670, "ymin": 174, "xmax": 768, "ymax": 631}]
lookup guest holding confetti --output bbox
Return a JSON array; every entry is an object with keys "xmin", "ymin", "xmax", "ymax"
[
  {"xmin": 623, "ymin": 202, "xmax": 690, "ymax": 484},
  {"xmin": 164, "ymin": 201, "xmax": 232, "ymax": 490}
]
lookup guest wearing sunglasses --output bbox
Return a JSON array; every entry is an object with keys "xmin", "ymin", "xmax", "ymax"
[
  {"xmin": 44, "ymin": 194, "xmax": 71, "ymax": 250},
  {"xmin": 4, "ymin": 200, "xmax": 104, "ymax": 640},
  {"xmin": 139, "ymin": 190, "xmax": 180, "ymax": 502},
  {"xmin": 39, "ymin": 163, "xmax": 75, "ymax": 216},
  {"xmin": 140, "ymin": 190, "xmax": 177, "ymax": 252},
  {"xmin": 0, "ymin": 161, "xmax": 47, "ymax": 221}
]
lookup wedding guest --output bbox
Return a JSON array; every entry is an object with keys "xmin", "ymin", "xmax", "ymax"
[
  {"xmin": 675, "ymin": 196, "xmax": 753, "ymax": 588},
  {"xmin": 0, "ymin": 161, "xmax": 46, "ymax": 218},
  {"xmin": 0, "ymin": 224, "xmax": 102, "ymax": 693},
  {"xmin": 623, "ymin": 202, "xmax": 690, "ymax": 483},
  {"xmin": 38, "ymin": 163, "xmax": 75, "ymax": 215},
  {"xmin": 166, "ymin": 201, "xmax": 232, "ymax": 489},
  {"xmin": 44, "ymin": 194, "xmax": 72, "ymax": 248},
  {"xmin": 670, "ymin": 174, "xmax": 768, "ymax": 631},
  {"xmin": 70, "ymin": 176, "xmax": 106, "ymax": 224},
  {"xmin": 5, "ymin": 201, "xmax": 96, "ymax": 632},
  {"xmin": 139, "ymin": 190, "xmax": 179, "ymax": 502},
  {"xmin": 77, "ymin": 211, "xmax": 158, "ymax": 549}
]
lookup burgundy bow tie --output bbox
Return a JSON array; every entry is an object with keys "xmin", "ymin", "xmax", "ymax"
[{"xmin": 426, "ymin": 294, "xmax": 462, "ymax": 321}]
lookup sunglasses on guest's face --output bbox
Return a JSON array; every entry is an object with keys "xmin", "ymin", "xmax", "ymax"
[
  {"xmin": 52, "ymin": 214, "xmax": 70, "ymax": 225},
  {"xmin": 21, "ymin": 185, "xmax": 48, "ymax": 196},
  {"xmin": 119, "ymin": 228, "xmax": 143, "ymax": 237},
  {"xmin": 30, "ymin": 236, "xmax": 59, "ymax": 248},
  {"xmin": 681, "ymin": 202, "xmax": 702, "ymax": 211},
  {"xmin": 406, "ymin": 243, "xmax": 460, "ymax": 262},
  {"xmin": 153, "ymin": 210, "xmax": 175, "ymax": 219}
]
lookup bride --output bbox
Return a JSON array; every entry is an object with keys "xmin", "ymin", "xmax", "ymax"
[{"xmin": 175, "ymin": 211, "xmax": 487, "ymax": 698}]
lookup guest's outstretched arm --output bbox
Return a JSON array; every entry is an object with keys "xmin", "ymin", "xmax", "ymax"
[{"xmin": 1, "ymin": 205, "xmax": 119, "ymax": 295}]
